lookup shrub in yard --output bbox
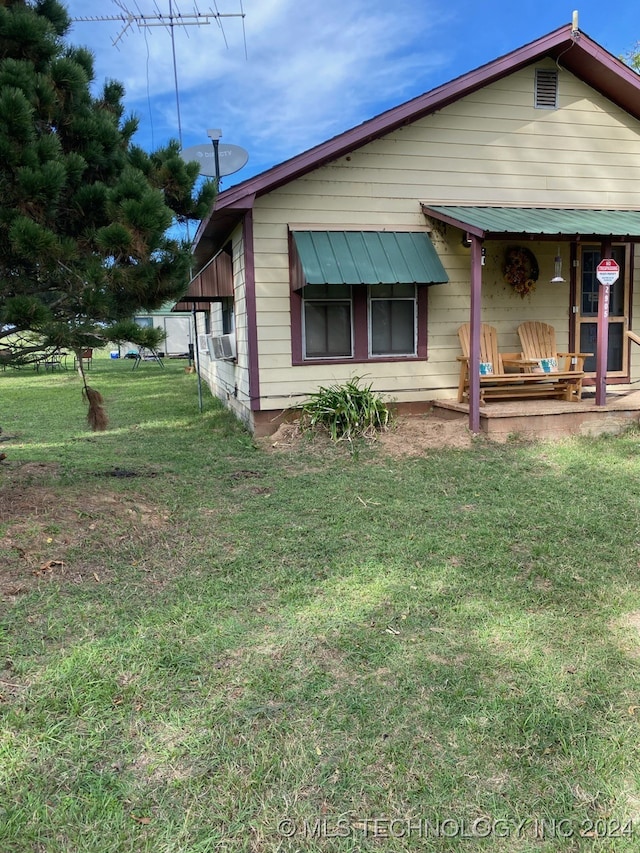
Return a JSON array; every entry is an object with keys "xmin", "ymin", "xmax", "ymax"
[{"xmin": 298, "ymin": 377, "xmax": 391, "ymax": 442}]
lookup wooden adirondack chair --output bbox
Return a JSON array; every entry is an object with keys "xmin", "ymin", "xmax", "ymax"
[
  {"xmin": 517, "ymin": 321, "xmax": 591, "ymax": 400},
  {"xmin": 458, "ymin": 323, "xmax": 504, "ymax": 374},
  {"xmin": 457, "ymin": 323, "xmax": 525, "ymax": 402},
  {"xmin": 457, "ymin": 322, "xmax": 587, "ymax": 403}
]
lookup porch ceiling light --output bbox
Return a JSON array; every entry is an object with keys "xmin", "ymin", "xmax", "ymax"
[{"xmin": 551, "ymin": 248, "xmax": 565, "ymax": 283}]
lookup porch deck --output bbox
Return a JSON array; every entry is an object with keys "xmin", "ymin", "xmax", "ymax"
[{"xmin": 432, "ymin": 387, "xmax": 640, "ymax": 440}]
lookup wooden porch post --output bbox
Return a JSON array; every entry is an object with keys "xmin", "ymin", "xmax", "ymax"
[
  {"xmin": 595, "ymin": 239, "xmax": 612, "ymax": 407},
  {"xmin": 468, "ymin": 236, "xmax": 483, "ymax": 433}
]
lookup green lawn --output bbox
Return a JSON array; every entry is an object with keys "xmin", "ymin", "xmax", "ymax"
[{"xmin": 2, "ymin": 358, "xmax": 640, "ymax": 851}]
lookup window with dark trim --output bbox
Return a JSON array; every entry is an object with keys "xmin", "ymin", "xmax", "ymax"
[
  {"xmin": 221, "ymin": 296, "xmax": 235, "ymax": 335},
  {"xmin": 291, "ymin": 283, "xmax": 427, "ymax": 365}
]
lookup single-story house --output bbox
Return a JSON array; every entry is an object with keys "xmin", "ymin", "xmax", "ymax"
[{"xmin": 179, "ymin": 20, "xmax": 640, "ymax": 435}]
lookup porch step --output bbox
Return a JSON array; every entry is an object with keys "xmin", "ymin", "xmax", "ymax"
[{"xmin": 432, "ymin": 394, "xmax": 640, "ymax": 441}]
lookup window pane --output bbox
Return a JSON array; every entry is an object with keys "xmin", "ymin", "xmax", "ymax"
[
  {"xmin": 581, "ymin": 250, "xmax": 598, "ymax": 316},
  {"xmin": 370, "ymin": 284, "xmax": 415, "ymax": 299},
  {"xmin": 371, "ymin": 299, "xmax": 415, "ymax": 355},
  {"xmin": 304, "ymin": 302, "xmax": 352, "ymax": 358},
  {"xmin": 303, "ymin": 284, "xmax": 351, "ymax": 299},
  {"xmin": 609, "ymin": 247, "xmax": 625, "ymax": 315},
  {"xmin": 222, "ymin": 297, "xmax": 235, "ymax": 335}
]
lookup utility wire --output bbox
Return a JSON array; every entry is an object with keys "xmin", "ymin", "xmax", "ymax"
[
  {"xmin": 168, "ymin": 0, "xmax": 183, "ymax": 146},
  {"xmin": 142, "ymin": 24, "xmax": 154, "ymax": 148},
  {"xmin": 71, "ymin": 1, "xmax": 246, "ymax": 149}
]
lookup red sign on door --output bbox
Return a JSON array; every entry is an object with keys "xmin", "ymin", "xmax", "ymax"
[{"xmin": 596, "ymin": 258, "xmax": 620, "ymax": 286}]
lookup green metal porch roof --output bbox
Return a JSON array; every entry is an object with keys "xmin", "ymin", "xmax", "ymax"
[
  {"xmin": 291, "ymin": 230, "xmax": 449, "ymax": 285},
  {"xmin": 423, "ymin": 206, "xmax": 640, "ymax": 239}
]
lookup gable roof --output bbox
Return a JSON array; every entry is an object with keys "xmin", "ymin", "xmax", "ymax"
[{"xmin": 193, "ymin": 23, "xmax": 640, "ymax": 264}]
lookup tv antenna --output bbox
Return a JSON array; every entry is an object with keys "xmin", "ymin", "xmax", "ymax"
[
  {"xmin": 71, "ymin": 0, "xmax": 247, "ymax": 147},
  {"xmin": 72, "ymin": 0, "xmax": 246, "ymax": 49}
]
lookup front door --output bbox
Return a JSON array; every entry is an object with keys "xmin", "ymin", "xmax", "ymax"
[{"xmin": 574, "ymin": 244, "xmax": 630, "ymax": 378}]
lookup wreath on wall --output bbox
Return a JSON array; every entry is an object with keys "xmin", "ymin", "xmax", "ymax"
[{"xmin": 504, "ymin": 246, "xmax": 539, "ymax": 298}]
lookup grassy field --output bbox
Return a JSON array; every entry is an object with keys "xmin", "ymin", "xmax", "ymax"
[{"xmin": 2, "ymin": 357, "xmax": 640, "ymax": 852}]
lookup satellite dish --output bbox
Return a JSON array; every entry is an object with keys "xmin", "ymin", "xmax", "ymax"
[{"xmin": 180, "ymin": 143, "xmax": 249, "ymax": 178}]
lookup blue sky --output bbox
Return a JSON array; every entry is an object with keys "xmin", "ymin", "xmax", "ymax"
[{"xmin": 64, "ymin": 1, "xmax": 639, "ymax": 190}]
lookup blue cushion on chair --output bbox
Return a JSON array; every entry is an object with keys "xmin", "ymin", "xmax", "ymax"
[{"xmin": 539, "ymin": 358, "xmax": 558, "ymax": 373}]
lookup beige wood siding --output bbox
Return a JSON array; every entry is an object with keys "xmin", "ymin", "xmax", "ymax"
[
  {"xmin": 249, "ymin": 62, "xmax": 640, "ymax": 409},
  {"xmin": 200, "ymin": 227, "xmax": 252, "ymax": 425}
]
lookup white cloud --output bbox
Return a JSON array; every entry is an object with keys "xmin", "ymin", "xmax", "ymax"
[
  {"xmin": 57, "ymin": 0, "xmax": 640, "ymax": 185},
  {"xmin": 65, "ymin": 0, "xmax": 453, "ymax": 176}
]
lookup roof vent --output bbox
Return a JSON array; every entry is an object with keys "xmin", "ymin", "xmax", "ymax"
[{"xmin": 535, "ymin": 69, "xmax": 558, "ymax": 109}]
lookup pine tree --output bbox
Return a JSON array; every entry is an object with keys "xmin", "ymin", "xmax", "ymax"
[
  {"xmin": 624, "ymin": 42, "xmax": 640, "ymax": 71},
  {"xmin": 0, "ymin": 0, "xmax": 216, "ymax": 428}
]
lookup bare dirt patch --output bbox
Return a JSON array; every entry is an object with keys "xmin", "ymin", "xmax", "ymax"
[
  {"xmin": 263, "ymin": 413, "xmax": 474, "ymax": 457},
  {"xmin": 0, "ymin": 462, "xmax": 169, "ymax": 599},
  {"xmin": 377, "ymin": 414, "xmax": 475, "ymax": 455}
]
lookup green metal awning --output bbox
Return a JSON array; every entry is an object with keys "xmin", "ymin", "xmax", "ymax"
[
  {"xmin": 291, "ymin": 230, "xmax": 449, "ymax": 285},
  {"xmin": 422, "ymin": 206, "xmax": 640, "ymax": 240}
]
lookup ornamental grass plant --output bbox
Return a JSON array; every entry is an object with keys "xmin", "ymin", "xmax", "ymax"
[{"xmin": 298, "ymin": 376, "xmax": 391, "ymax": 442}]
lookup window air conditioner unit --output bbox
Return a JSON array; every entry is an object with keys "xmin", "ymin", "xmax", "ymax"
[{"xmin": 210, "ymin": 333, "xmax": 237, "ymax": 361}]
